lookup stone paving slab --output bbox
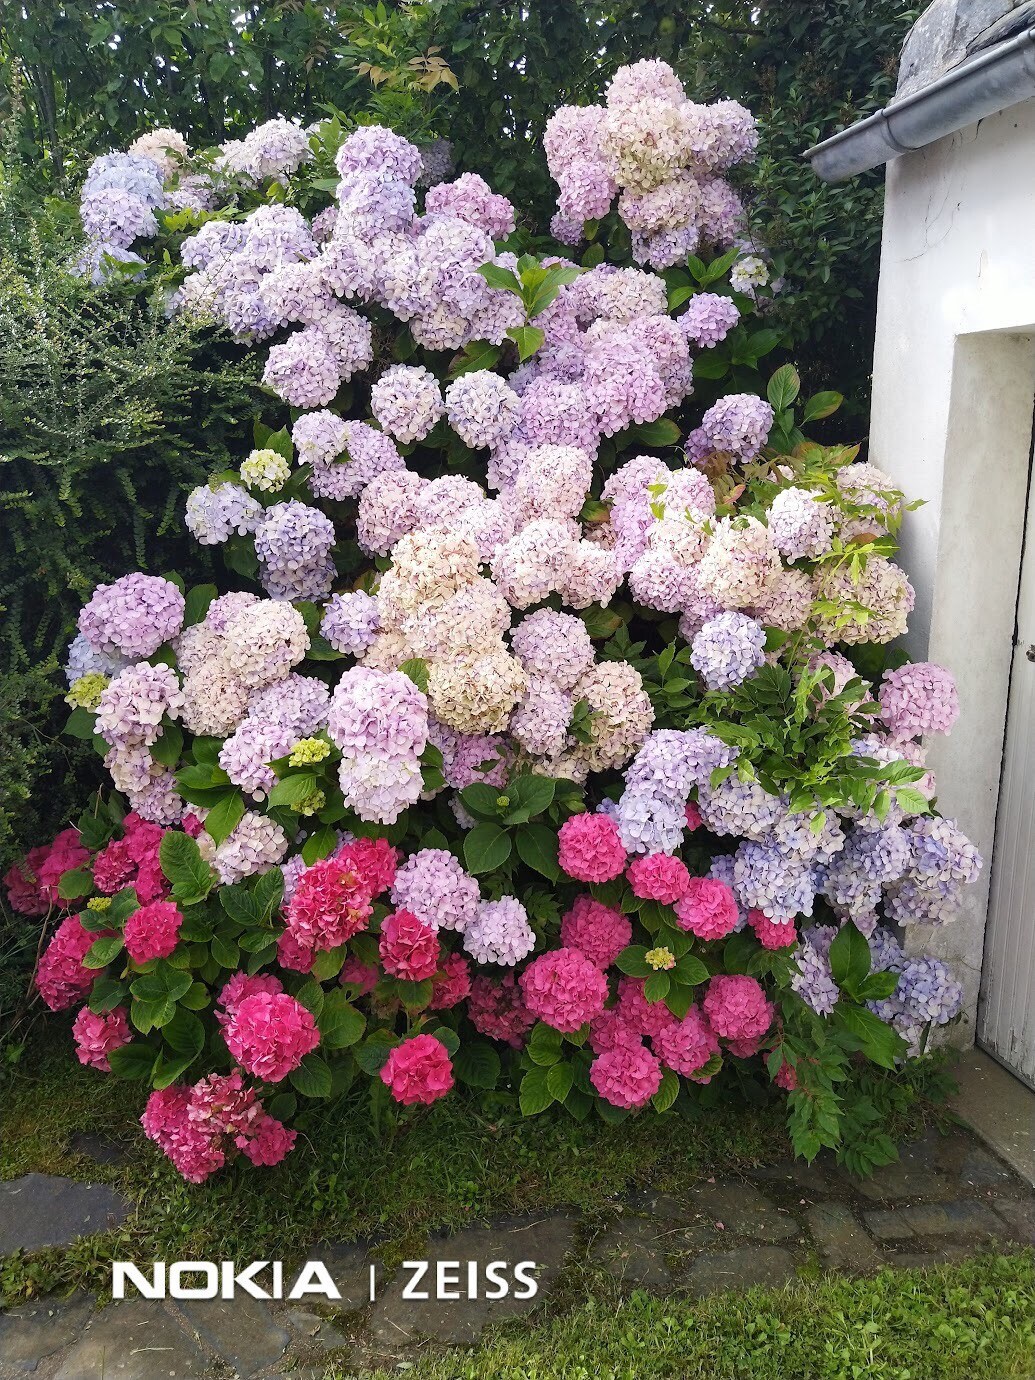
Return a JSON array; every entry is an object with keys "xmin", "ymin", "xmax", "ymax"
[
  {"xmin": 176, "ymin": 1294, "xmax": 290, "ymax": 1378},
  {"xmin": 3, "ymin": 1122, "xmax": 1035, "ymax": 1377},
  {"xmin": 0, "ymin": 1175, "xmax": 132, "ymax": 1254},
  {"xmin": 49, "ymin": 1300, "xmax": 208, "ymax": 1380}
]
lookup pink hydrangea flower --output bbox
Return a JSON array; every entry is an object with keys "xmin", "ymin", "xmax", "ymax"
[
  {"xmin": 224, "ymin": 992, "xmax": 320, "ymax": 1082},
  {"xmin": 284, "ymin": 853, "xmax": 375, "ymax": 959},
  {"xmin": 685, "ymin": 801, "xmax": 703, "ymax": 831},
  {"xmin": 773, "ymin": 1059, "xmax": 797, "ymax": 1091},
  {"xmin": 616, "ymin": 976, "xmax": 678, "ymax": 1040},
  {"xmin": 560, "ymin": 896, "xmax": 632, "ymax": 969},
  {"xmin": 276, "ymin": 929, "xmax": 315, "ymax": 973},
  {"xmin": 557, "ymin": 813, "xmax": 627, "ymax": 882},
  {"xmin": 340, "ymin": 956, "xmax": 379, "ymax": 996},
  {"xmin": 467, "ymin": 974, "xmax": 535, "ymax": 1047},
  {"xmin": 216, "ymin": 972, "xmax": 284, "ymax": 1025},
  {"xmin": 519, "ymin": 947, "xmax": 609, "ymax": 1033},
  {"xmin": 878, "ymin": 662, "xmax": 959, "ymax": 739},
  {"xmin": 750, "ymin": 911, "xmax": 797, "ymax": 950},
  {"xmin": 141, "ymin": 1086, "xmax": 225, "ymax": 1184},
  {"xmin": 238, "ymin": 1113, "xmax": 297, "ymax": 1166},
  {"xmin": 627, "ymin": 853, "xmax": 690, "ymax": 904},
  {"xmin": 36, "ymin": 828, "xmax": 91, "ymax": 908},
  {"xmin": 674, "ymin": 878, "xmax": 739, "ymax": 940},
  {"xmin": 590, "ymin": 1042, "xmax": 663, "ymax": 1109},
  {"xmin": 702, "ymin": 974, "xmax": 773, "ymax": 1044},
  {"xmin": 380, "ymin": 908, "xmax": 440, "ymax": 981},
  {"xmin": 123, "ymin": 899, "xmax": 183, "ymax": 963},
  {"xmin": 429, "ymin": 953, "xmax": 472, "ymax": 1010},
  {"xmin": 4, "ymin": 845, "xmax": 51, "ymax": 915},
  {"xmin": 380, "ymin": 1034, "xmax": 454, "ymax": 1105},
  {"xmin": 37, "ymin": 915, "xmax": 104, "ymax": 1011},
  {"xmin": 71, "ymin": 1005, "xmax": 132, "ymax": 1071},
  {"xmin": 589, "ymin": 1006, "xmax": 637, "ymax": 1053},
  {"xmin": 652, "ymin": 1006, "xmax": 719, "ymax": 1076}
]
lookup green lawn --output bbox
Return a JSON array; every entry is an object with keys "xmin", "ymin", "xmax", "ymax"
[
  {"xmin": 1, "ymin": 1033, "xmax": 790, "ymax": 1301},
  {"xmin": 349, "ymin": 1254, "xmax": 1035, "ymax": 1380}
]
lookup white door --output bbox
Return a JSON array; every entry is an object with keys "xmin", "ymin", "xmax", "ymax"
[{"xmin": 980, "ymin": 471, "xmax": 1035, "ymax": 1089}]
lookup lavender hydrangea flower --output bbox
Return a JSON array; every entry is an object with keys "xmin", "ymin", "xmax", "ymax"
[
  {"xmin": 766, "ymin": 488, "xmax": 834, "ymax": 561},
  {"xmin": 370, "ymin": 365, "xmax": 444, "ymax": 444},
  {"xmin": 687, "ymin": 393, "xmax": 773, "ymax": 463},
  {"xmin": 391, "ymin": 848, "xmax": 480, "ymax": 932},
  {"xmin": 79, "ymin": 574, "xmax": 185, "ymax": 659},
  {"xmin": 444, "ymin": 371, "xmax": 520, "ymax": 450},
  {"xmin": 463, "ymin": 897, "xmax": 536, "ymax": 966},
  {"xmin": 326, "ymin": 667, "xmax": 429, "ymax": 824},
  {"xmin": 185, "ymin": 483, "xmax": 263, "ymax": 545},
  {"xmin": 321, "ymin": 591, "xmax": 381, "ymax": 657},
  {"xmin": 878, "ymin": 663, "xmax": 960, "ymax": 738},
  {"xmin": 791, "ymin": 926, "xmax": 839, "ymax": 1016},
  {"xmin": 690, "ymin": 612, "xmax": 766, "ymax": 690},
  {"xmin": 679, "ymin": 293, "xmax": 740, "ymax": 347},
  {"xmin": 254, "ymin": 501, "xmax": 336, "ymax": 601}
]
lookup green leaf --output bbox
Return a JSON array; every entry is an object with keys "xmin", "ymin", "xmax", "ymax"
[
  {"xmin": 515, "ymin": 823, "xmax": 559, "ymax": 880},
  {"xmin": 615, "ymin": 945, "xmax": 651, "ymax": 979},
  {"xmin": 183, "ymin": 583, "xmax": 218, "ymax": 627},
  {"xmin": 505, "ymin": 774, "xmax": 556, "ymax": 822},
  {"xmin": 625, "ymin": 418, "xmax": 681, "ymax": 449},
  {"xmin": 767, "ymin": 363, "xmax": 800, "ymax": 413},
  {"xmin": 652, "ymin": 1068, "xmax": 680, "ymax": 1113},
  {"xmin": 302, "ymin": 826, "xmax": 338, "ymax": 865},
  {"xmin": 527, "ymin": 1022, "xmax": 563, "ymax": 1066},
  {"xmin": 267, "ymin": 774, "xmax": 318, "ymax": 809},
  {"xmin": 84, "ymin": 935, "xmax": 125, "ymax": 969},
  {"xmin": 463, "ymin": 822, "xmax": 512, "ymax": 875},
  {"xmin": 88, "ymin": 976, "xmax": 126, "ymax": 1013},
  {"xmin": 107, "ymin": 1044, "xmax": 158, "ymax": 1082},
  {"xmin": 675, "ymin": 955, "xmax": 710, "ymax": 987},
  {"xmin": 398, "ymin": 658, "xmax": 429, "ymax": 692},
  {"xmin": 220, "ymin": 885, "xmax": 261, "ymax": 928},
  {"xmin": 180, "ymin": 981, "xmax": 211, "ymax": 1011},
  {"xmin": 210, "ymin": 933, "xmax": 240, "ymax": 969},
  {"xmin": 159, "ymin": 832, "xmax": 214, "ymax": 904},
  {"xmin": 162, "ymin": 1007, "xmax": 205, "ymax": 1059},
  {"xmin": 507, "ymin": 325, "xmax": 545, "ymax": 362},
  {"xmin": 317, "ymin": 990, "xmax": 366, "ymax": 1049},
  {"xmin": 203, "ymin": 789, "xmax": 246, "ymax": 845},
  {"xmin": 311, "ymin": 945, "xmax": 347, "ymax": 981},
  {"xmin": 802, "ymin": 391, "xmax": 843, "ymax": 423},
  {"xmin": 477, "ymin": 263, "xmax": 521, "ymax": 294},
  {"xmin": 459, "ymin": 782, "xmax": 504, "ymax": 821},
  {"xmin": 829, "ymin": 921, "xmax": 871, "ymax": 997},
  {"xmin": 643, "ymin": 972, "xmax": 671, "ymax": 1003},
  {"xmin": 519, "ymin": 1065, "xmax": 554, "ymax": 1116},
  {"xmin": 837, "ymin": 1004, "xmax": 908, "ymax": 1070},
  {"xmin": 354, "ymin": 1030, "xmax": 400, "ymax": 1075},
  {"xmin": 546, "ymin": 1061, "xmax": 573, "ymax": 1101},
  {"xmin": 57, "ymin": 867, "xmax": 93, "ymax": 901},
  {"xmin": 252, "ymin": 868, "xmax": 285, "ymax": 922},
  {"xmin": 453, "ymin": 1040, "xmax": 501, "ymax": 1088},
  {"xmin": 290, "ymin": 1053, "xmax": 333, "ymax": 1098},
  {"xmin": 64, "ymin": 707, "xmax": 97, "ymax": 740},
  {"xmin": 448, "ymin": 340, "xmax": 502, "ymax": 379},
  {"xmin": 151, "ymin": 723, "xmax": 184, "ymax": 769}
]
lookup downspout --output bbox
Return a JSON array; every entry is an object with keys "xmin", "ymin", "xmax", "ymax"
[{"xmin": 805, "ymin": 24, "xmax": 1035, "ymax": 182}]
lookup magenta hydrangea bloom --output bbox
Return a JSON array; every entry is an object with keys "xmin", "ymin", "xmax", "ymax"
[
  {"xmin": 72, "ymin": 1005, "xmax": 132, "ymax": 1071},
  {"xmin": 380, "ymin": 908, "xmax": 440, "ymax": 981},
  {"xmin": 750, "ymin": 910, "xmax": 798, "ymax": 950},
  {"xmin": 560, "ymin": 896, "xmax": 632, "ymax": 969},
  {"xmin": 616, "ymin": 976, "xmax": 678, "ymax": 1040},
  {"xmin": 674, "ymin": 878, "xmax": 740, "ymax": 940},
  {"xmin": 627, "ymin": 853, "xmax": 690, "ymax": 904},
  {"xmin": 124, "ymin": 899, "xmax": 184, "ymax": 963},
  {"xmin": 590, "ymin": 1042, "xmax": 663, "ymax": 1109},
  {"xmin": 652, "ymin": 1006, "xmax": 719, "ymax": 1076},
  {"xmin": 878, "ymin": 663, "xmax": 960, "ymax": 738},
  {"xmin": 519, "ymin": 947, "xmax": 609, "ymax": 1033},
  {"xmin": 702, "ymin": 974, "xmax": 773, "ymax": 1044},
  {"xmin": 380, "ymin": 1034, "xmax": 454, "ymax": 1105},
  {"xmin": 558, "ymin": 813, "xmax": 628, "ymax": 883},
  {"xmin": 224, "ymin": 991, "xmax": 320, "ymax": 1082}
]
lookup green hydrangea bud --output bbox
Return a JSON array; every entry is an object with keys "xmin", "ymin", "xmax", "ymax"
[
  {"xmin": 240, "ymin": 447, "xmax": 291, "ymax": 493},
  {"xmin": 65, "ymin": 672, "xmax": 108, "ymax": 711}
]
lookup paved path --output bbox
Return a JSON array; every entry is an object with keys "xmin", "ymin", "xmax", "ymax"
[{"xmin": 1, "ymin": 1123, "xmax": 1033, "ymax": 1378}]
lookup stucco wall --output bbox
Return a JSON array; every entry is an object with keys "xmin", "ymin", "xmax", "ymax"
[{"xmin": 869, "ymin": 97, "xmax": 1035, "ymax": 1038}]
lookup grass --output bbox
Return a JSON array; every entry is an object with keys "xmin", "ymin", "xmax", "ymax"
[
  {"xmin": 1, "ymin": 1032, "xmax": 790, "ymax": 1302},
  {"xmin": 347, "ymin": 1253, "xmax": 1035, "ymax": 1380}
]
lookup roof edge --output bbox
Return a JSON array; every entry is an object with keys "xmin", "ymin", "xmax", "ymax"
[{"xmin": 805, "ymin": 24, "xmax": 1035, "ymax": 181}]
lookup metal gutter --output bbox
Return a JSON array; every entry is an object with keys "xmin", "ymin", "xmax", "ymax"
[{"xmin": 805, "ymin": 24, "xmax": 1035, "ymax": 181}]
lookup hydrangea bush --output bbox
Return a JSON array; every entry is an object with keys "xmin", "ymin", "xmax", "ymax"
[{"xmin": 7, "ymin": 62, "xmax": 978, "ymax": 1183}]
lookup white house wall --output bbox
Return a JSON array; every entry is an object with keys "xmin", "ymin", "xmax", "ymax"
[{"xmin": 869, "ymin": 96, "xmax": 1035, "ymax": 1038}]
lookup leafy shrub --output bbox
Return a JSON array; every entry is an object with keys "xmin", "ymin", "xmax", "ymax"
[{"xmin": 7, "ymin": 62, "xmax": 978, "ymax": 1183}]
